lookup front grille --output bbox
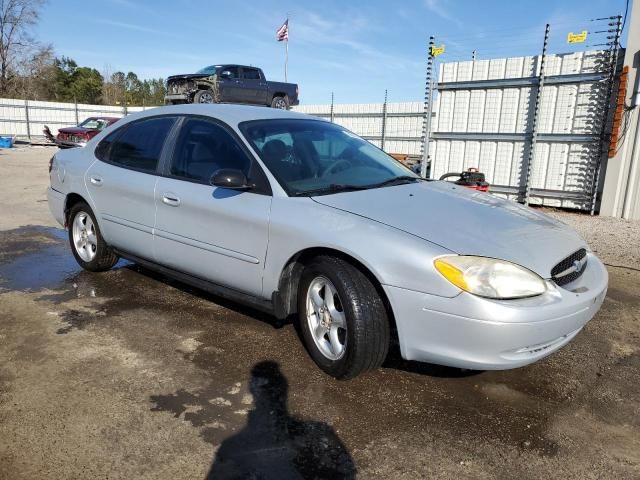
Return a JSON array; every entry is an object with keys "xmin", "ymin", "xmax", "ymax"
[
  {"xmin": 168, "ymin": 80, "xmax": 194, "ymax": 94},
  {"xmin": 551, "ymin": 248, "xmax": 587, "ymax": 286}
]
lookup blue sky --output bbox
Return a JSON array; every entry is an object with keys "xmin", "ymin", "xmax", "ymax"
[{"xmin": 37, "ymin": 0, "xmax": 628, "ymax": 104}]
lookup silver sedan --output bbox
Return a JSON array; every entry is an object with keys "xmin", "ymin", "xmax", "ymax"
[{"xmin": 47, "ymin": 104, "xmax": 608, "ymax": 379}]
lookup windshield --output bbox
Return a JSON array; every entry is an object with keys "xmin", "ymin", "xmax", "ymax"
[
  {"xmin": 79, "ymin": 118, "xmax": 111, "ymax": 130},
  {"xmin": 195, "ymin": 65, "xmax": 218, "ymax": 75},
  {"xmin": 239, "ymin": 119, "xmax": 419, "ymax": 196}
]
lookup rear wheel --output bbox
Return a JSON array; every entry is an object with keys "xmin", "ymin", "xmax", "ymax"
[
  {"xmin": 271, "ymin": 95, "xmax": 289, "ymax": 109},
  {"xmin": 298, "ymin": 256, "xmax": 389, "ymax": 379},
  {"xmin": 68, "ymin": 202, "xmax": 118, "ymax": 272}
]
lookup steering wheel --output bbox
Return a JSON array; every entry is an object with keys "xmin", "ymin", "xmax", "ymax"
[{"xmin": 321, "ymin": 159, "xmax": 351, "ymax": 178}]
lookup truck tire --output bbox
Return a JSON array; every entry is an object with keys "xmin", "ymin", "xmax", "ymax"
[
  {"xmin": 68, "ymin": 202, "xmax": 119, "ymax": 272},
  {"xmin": 194, "ymin": 90, "xmax": 215, "ymax": 104},
  {"xmin": 297, "ymin": 255, "xmax": 390, "ymax": 379},
  {"xmin": 271, "ymin": 95, "xmax": 289, "ymax": 109}
]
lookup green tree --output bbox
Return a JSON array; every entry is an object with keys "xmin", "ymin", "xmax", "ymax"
[{"xmin": 68, "ymin": 67, "xmax": 103, "ymax": 104}]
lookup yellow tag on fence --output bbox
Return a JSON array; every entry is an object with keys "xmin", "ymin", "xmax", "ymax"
[
  {"xmin": 431, "ymin": 44, "xmax": 445, "ymax": 57},
  {"xmin": 567, "ymin": 31, "xmax": 588, "ymax": 44}
]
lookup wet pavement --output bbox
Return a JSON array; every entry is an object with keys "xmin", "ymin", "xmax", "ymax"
[
  {"xmin": 1, "ymin": 223, "xmax": 639, "ymax": 480},
  {"xmin": 1, "ymin": 150, "xmax": 639, "ymax": 479}
]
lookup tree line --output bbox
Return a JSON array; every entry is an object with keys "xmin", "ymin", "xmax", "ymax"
[{"xmin": 0, "ymin": 0, "xmax": 166, "ymax": 106}]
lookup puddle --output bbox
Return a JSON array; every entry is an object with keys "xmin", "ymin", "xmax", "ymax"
[
  {"xmin": 0, "ymin": 225, "xmax": 130, "ymax": 293},
  {"xmin": 0, "ymin": 226, "xmax": 80, "ymax": 291}
]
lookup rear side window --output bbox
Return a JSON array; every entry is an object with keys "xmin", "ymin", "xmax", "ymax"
[
  {"xmin": 170, "ymin": 117, "xmax": 251, "ymax": 183},
  {"xmin": 107, "ymin": 117, "xmax": 176, "ymax": 173},
  {"xmin": 242, "ymin": 68, "xmax": 261, "ymax": 80}
]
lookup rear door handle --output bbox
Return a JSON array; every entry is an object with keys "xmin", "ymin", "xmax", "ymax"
[
  {"xmin": 162, "ymin": 194, "xmax": 180, "ymax": 207},
  {"xmin": 89, "ymin": 176, "xmax": 103, "ymax": 186}
]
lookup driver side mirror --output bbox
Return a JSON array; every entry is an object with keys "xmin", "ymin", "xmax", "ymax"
[
  {"xmin": 210, "ymin": 168, "xmax": 252, "ymax": 190},
  {"xmin": 220, "ymin": 70, "xmax": 232, "ymax": 79}
]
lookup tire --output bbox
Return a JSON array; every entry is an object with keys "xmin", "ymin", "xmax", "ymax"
[
  {"xmin": 194, "ymin": 90, "xmax": 215, "ymax": 104},
  {"xmin": 297, "ymin": 256, "xmax": 389, "ymax": 379},
  {"xmin": 68, "ymin": 202, "xmax": 118, "ymax": 272},
  {"xmin": 271, "ymin": 95, "xmax": 289, "ymax": 109}
]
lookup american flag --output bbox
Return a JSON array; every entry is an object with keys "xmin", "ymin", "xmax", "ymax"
[{"xmin": 276, "ymin": 19, "xmax": 288, "ymax": 41}]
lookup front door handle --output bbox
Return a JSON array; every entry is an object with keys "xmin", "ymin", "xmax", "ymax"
[
  {"xmin": 89, "ymin": 176, "xmax": 103, "ymax": 186},
  {"xmin": 162, "ymin": 194, "xmax": 180, "ymax": 207}
]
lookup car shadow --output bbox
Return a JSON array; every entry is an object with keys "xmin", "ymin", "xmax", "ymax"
[
  {"xmin": 122, "ymin": 263, "xmax": 287, "ymax": 328},
  {"xmin": 206, "ymin": 360, "xmax": 357, "ymax": 479},
  {"xmin": 382, "ymin": 344, "xmax": 484, "ymax": 378},
  {"xmin": 124, "ymin": 263, "xmax": 483, "ymax": 379}
]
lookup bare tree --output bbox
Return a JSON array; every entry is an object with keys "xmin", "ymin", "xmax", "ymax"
[
  {"xmin": 19, "ymin": 41, "xmax": 53, "ymax": 98},
  {"xmin": 0, "ymin": 0, "xmax": 47, "ymax": 95}
]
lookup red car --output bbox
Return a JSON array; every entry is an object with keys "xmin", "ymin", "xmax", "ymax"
[{"xmin": 44, "ymin": 117, "xmax": 120, "ymax": 148}]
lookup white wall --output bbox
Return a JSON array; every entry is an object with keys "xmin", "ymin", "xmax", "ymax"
[
  {"xmin": 0, "ymin": 98, "xmax": 147, "ymax": 138},
  {"xmin": 294, "ymin": 102, "xmax": 426, "ymax": 155}
]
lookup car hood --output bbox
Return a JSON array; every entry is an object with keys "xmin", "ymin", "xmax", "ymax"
[
  {"xmin": 167, "ymin": 73, "xmax": 211, "ymax": 82},
  {"xmin": 311, "ymin": 181, "xmax": 587, "ymax": 278}
]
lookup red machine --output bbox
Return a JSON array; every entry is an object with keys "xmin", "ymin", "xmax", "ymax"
[{"xmin": 439, "ymin": 168, "xmax": 490, "ymax": 192}]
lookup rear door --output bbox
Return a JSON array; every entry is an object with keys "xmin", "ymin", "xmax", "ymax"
[
  {"xmin": 239, "ymin": 67, "xmax": 268, "ymax": 105},
  {"xmin": 86, "ymin": 116, "xmax": 177, "ymax": 260},
  {"xmin": 154, "ymin": 116, "xmax": 272, "ymax": 296}
]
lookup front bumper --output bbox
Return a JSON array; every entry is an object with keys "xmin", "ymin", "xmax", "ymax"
[
  {"xmin": 384, "ymin": 253, "xmax": 608, "ymax": 370},
  {"xmin": 164, "ymin": 93, "xmax": 190, "ymax": 103},
  {"xmin": 55, "ymin": 139, "xmax": 85, "ymax": 149}
]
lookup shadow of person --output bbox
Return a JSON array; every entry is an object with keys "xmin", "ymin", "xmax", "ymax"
[{"xmin": 207, "ymin": 361, "xmax": 356, "ymax": 480}]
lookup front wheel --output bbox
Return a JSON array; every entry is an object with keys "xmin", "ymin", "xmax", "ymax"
[
  {"xmin": 298, "ymin": 256, "xmax": 389, "ymax": 379},
  {"xmin": 194, "ymin": 90, "xmax": 215, "ymax": 104},
  {"xmin": 271, "ymin": 95, "xmax": 289, "ymax": 109},
  {"xmin": 68, "ymin": 202, "xmax": 118, "ymax": 272}
]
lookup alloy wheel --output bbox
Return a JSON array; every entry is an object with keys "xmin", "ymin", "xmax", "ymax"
[
  {"xmin": 72, "ymin": 211, "xmax": 97, "ymax": 262},
  {"xmin": 306, "ymin": 276, "xmax": 348, "ymax": 360}
]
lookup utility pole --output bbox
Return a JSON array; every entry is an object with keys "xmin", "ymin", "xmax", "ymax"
[
  {"xmin": 521, "ymin": 23, "xmax": 550, "ymax": 205},
  {"xmin": 420, "ymin": 36, "xmax": 436, "ymax": 179}
]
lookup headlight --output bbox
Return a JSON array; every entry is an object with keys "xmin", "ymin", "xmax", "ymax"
[{"xmin": 434, "ymin": 256, "xmax": 546, "ymax": 299}]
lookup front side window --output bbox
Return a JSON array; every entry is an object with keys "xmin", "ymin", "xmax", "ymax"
[
  {"xmin": 108, "ymin": 117, "xmax": 176, "ymax": 173},
  {"xmin": 239, "ymin": 119, "xmax": 417, "ymax": 196},
  {"xmin": 170, "ymin": 118, "xmax": 251, "ymax": 184},
  {"xmin": 220, "ymin": 66, "xmax": 239, "ymax": 79}
]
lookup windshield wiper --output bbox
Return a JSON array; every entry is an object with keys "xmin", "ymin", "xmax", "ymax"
[
  {"xmin": 363, "ymin": 176, "xmax": 425, "ymax": 189},
  {"xmin": 293, "ymin": 184, "xmax": 370, "ymax": 197}
]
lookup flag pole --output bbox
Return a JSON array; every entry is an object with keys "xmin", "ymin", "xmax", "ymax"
[{"xmin": 285, "ymin": 17, "xmax": 289, "ymax": 82}]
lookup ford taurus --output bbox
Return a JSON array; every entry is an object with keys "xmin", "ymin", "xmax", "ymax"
[{"xmin": 47, "ymin": 104, "xmax": 608, "ymax": 379}]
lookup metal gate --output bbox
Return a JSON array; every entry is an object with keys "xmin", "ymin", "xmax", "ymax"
[{"xmin": 425, "ymin": 17, "xmax": 623, "ymax": 212}]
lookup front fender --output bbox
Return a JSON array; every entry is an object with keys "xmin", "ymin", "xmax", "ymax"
[{"xmin": 263, "ymin": 196, "xmax": 461, "ymax": 299}]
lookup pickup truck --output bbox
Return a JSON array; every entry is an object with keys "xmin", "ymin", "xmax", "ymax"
[{"xmin": 164, "ymin": 64, "xmax": 299, "ymax": 109}]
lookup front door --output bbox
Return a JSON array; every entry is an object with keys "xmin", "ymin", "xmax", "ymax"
[
  {"xmin": 86, "ymin": 116, "xmax": 177, "ymax": 260},
  {"xmin": 217, "ymin": 66, "xmax": 242, "ymax": 103},
  {"xmin": 154, "ymin": 116, "xmax": 272, "ymax": 296}
]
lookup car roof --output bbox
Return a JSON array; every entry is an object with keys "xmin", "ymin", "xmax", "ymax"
[{"xmin": 119, "ymin": 103, "xmax": 320, "ymax": 128}]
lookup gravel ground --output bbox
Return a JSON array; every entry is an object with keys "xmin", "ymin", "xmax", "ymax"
[{"xmin": 544, "ymin": 209, "xmax": 640, "ymax": 270}]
